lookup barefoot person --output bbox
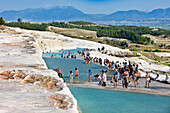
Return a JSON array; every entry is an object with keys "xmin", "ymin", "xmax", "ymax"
[
  {"xmin": 75, "ymin": 68, "xmax": 79, "ymax": 84},
  {"xmin": 88, "ymin": 69, "xmax": 93, "ymax": 82},
  {"xmin": 98, "ymin": 75, "xmax": 102, "ymax": 86},
  {"xmin": 112, "ymin": 72, "xmax": 118, "ymax": 88},
  {"xmin": 136, "ymin": 69, "xmax": 141, "ymax": 86},
  {"xmin": 102, "ymin": 70, "xmax": 107, "ymax": 87},
  {"xmin": 124, "ymin": 70, "xmax": 129, "ymax": 89},
  {"xmin": 69, "ymin": 71, "xmax": 73, "ymax": 83},
  {"xmin": 129, "ymin": 64, "xmax": 133, "ymax": 82},
  {"xmin": 145, "ymin": 72, "xmax": 151, "ymax": 88},
  {"xmin": 133, "ymin": 71, "xmax": 137, "ymax": 87},
  {"xmin": 133, "ymin": 70, "xmax": 141, "ymax": 87}
]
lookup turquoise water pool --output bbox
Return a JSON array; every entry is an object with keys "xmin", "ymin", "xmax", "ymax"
[
  {"xmin": 43, "ymin": 48, "xmax": 84, "ymax": 59},
  {"xmin": 69, "ymin": 87, "xmax": 170, "ymax": 113},
  {"xmin": 43, "ymin": 50, "xmax": 114, "ymax": 83},
  {"xmin": 43, "ymin": 50, "xmax": 170, "ymax": 113},
  {"xmin": 43, "ymin": 57, "xmax": 113, "ymax": 83}
]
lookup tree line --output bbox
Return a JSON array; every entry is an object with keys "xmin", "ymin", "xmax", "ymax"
[
  {"xmin": 47, "ymin": 22, "xmax": 153, "ymax": 44},
  {"xmin": 5, "ymin": 22, "xmax": 48, "ymax": 31},
  {"xmin": 68, "ymin": 21, "xmax": 95, "ymax": 25},
  {"xmin": 2, "ymin": 18, "xmax": 170, "ymax": 44}
]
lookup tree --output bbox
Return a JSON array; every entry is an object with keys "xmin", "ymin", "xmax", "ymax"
[
  {"xmin": 17, "ymin": 18, "xmax": 22, "ymax": 22},
  {"xmin": 151, "ymin": 40, "xmax": 154, "ymax": 44},
  {"xmin": 0, "ymin": 17, "xmax": 5, "ymax": 25}
]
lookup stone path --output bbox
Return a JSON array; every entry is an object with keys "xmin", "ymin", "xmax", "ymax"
[{"xmin": 67, "ymin": 78, "xmax": 170, "ymax": 96}]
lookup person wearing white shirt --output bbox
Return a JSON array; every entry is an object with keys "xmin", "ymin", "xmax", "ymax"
[{"xmin": 102, "ymin": 70, "xmax": 107, "ymax": 87}]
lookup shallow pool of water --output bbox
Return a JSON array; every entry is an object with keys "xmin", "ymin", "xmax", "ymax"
[
  {"xmin": 43, "ymin": 48, "xmax": 114, "ymax": 83},
  {"xmin": 43, "ymin": 50, "xmax": 170, "ymax": 113},
  {"xmin": 43, "ymin": 57, "xmax": 113, "ymax": 83},
  {"xmin": 43, "ymin": 48, "xmax": 84, "ymax": 59},
  {"xmin": 69, "ymin": 87, "xmax": 170, "ymax": 113}
]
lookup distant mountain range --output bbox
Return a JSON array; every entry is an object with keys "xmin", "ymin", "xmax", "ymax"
[
  {"xmin": 105, "ymin": 8, "xmax": 170, "ymax": 21},
  {"xmin": 0, "ymin": 6, "xmax": 90, "ymax": 22},
  {"xmin": 0, "ymin": 6, "xmax": 170, "ymax": 23}
]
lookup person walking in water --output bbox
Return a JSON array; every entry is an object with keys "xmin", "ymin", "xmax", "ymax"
[
  {"xmin": 88, "ymin": 69, "xmax": 93, "ymax": 82},
  {"xmin": 69, "ymin": 71, "xmax": 73, "ymax": 83},
  {"xmin": 75, "ymin": 68, "xmax": 79, "ymax": 84},
  {"xmin": 145, "ymin": 72, "xmax": 151, "ymax": 88}
]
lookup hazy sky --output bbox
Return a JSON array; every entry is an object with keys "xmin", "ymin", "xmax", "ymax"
[{"xmin": 0, "ymin": 0, "xmax": 170, "ymax": 14}]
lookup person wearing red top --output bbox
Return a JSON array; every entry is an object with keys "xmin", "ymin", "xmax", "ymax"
[
  {"xmin": 106, "ymin": 59, "xmax": 109, "ymax": 64},
  {"xmin": 75, "ymin": 68, "xmax": 79, "ymax": 84}
]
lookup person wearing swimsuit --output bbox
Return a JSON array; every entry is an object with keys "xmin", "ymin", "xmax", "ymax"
[
  {"xmin": 69, "ymin": 71, "xmax": 73, "ymax": 83},
  {"xmin": 75, "ymin": 68, "xmax": 79, "ymax": 84},
  {"xmin": 133, "ymin": 71, "xmax": 137, "ymax": 87},
  {"xmin": 88, "ymin": 69, "xmax": 93, "ymax": 82},
  {"xmin": 145, "ymin": 72, "xmax": 151, "ymax": 88}
]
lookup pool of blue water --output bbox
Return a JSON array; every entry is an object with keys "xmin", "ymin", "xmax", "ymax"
[
  {"xmin": 43, "ymin": 48, "xmax": 84, "ymax": 59},
  {"xmin": 43, "ymin": 57, "xmax": 113, "ymax": 82},
  {"xmin": 43, "ymin": 49, "xmax": 170, "ymax": 113},
  {"xmin": 69, "ymin": 87, "xmax": 170, "ymax": 113},
  {"xmin": 43, "ymin": 49, "xmax": 113, "ymax": 83}
]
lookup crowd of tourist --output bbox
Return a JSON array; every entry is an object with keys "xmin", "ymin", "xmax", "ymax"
[
  {"xmin": 51, "ymin": 48, "xmax": 169, "ymax": 89},
  {"xmin": 51, "ymin": 51, "xmax": 77, "ymax": 59},
  {"xmin": 95, "ymin": 62, "xmax": 141, "ymax": 89}
]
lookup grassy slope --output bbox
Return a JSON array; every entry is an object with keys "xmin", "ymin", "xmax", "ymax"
[{"xmin": 49, "ymin": 26, "xmax": 97, "ymax": 38}]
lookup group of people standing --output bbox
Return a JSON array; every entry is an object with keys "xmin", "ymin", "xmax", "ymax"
[
  {"xmin": 52, "ymin": 48, "xmax": 169, "ymax": 89},
  {"xmin": 54, "ymin": 65, "xmax": 169, "ymax": 89},
  {"xmin": 50, "ymin": 51, "xmax": 77, "ymax": 59},
  {"xmin": 96, "ymin": 69, "xmax": 151, "ymax": 89},
  {"xmin": 60, "ymin": 51, "xmax": 77, "ymax": 59},
  {"xmin": 54, "ymin": 68, "xmax": 79, "ymax": 84},
  {"xmin": 95, "ymin": 63, "xmax": 141, "ymax": 89},
  {"xmin": 69, "ymin": 68, "xmax": 79, "ymax": 84}
]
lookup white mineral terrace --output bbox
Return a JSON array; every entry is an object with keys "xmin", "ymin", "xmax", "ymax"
[{"xmin": 0, "ymin": 28, "xmax": 78, "ymax": 113}]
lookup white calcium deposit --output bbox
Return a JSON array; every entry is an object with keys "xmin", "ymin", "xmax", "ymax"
[
  {"xmin": 0, "ymin": 28, "xmax": 78, "ymax": 113},
  {"xmin": 154, "ymin": 52, "xmax": 170, "ymax": 57}
]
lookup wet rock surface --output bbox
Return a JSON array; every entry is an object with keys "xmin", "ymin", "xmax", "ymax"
[{"xmin": 67, "ymin": 78, "xmax": 170, "ymax": 96}]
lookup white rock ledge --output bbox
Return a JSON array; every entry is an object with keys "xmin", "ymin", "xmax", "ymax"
[{"xmin": 0, "ymin": 27, "xmax": 78, "ymax": 113}]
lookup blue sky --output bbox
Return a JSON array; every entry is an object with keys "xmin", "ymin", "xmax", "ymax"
[{"xmin": 0, "ymin": 0, "xmax": 170, "ymax": 14}]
